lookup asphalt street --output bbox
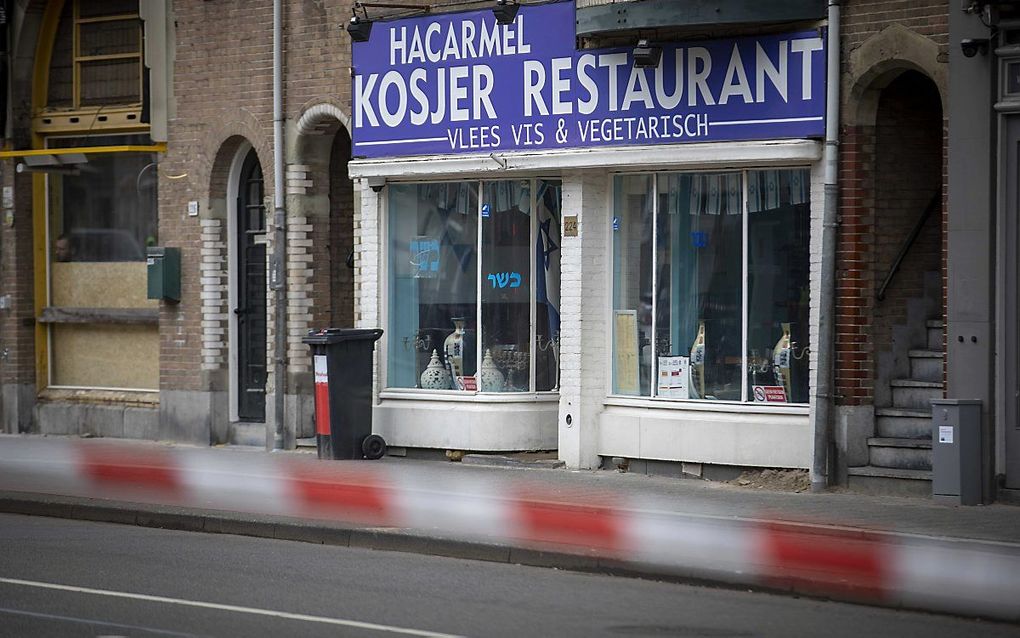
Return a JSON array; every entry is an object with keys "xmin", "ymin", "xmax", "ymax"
[{"xmin": 0, "ymin": 514, "xmax": 1017, "ymax": 637}]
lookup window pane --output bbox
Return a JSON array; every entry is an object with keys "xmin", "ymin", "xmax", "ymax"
[
  {"xmin": 47, "ymin": 2, "xmax": 75, "ymax": 108},
  {"xmin": 613, "ymin": 175, "xmax": 653, "ymax": 396},
  {"xmin": 746, "ymin": 169, "xmax": 811, "ymax": 404},
  {"xmin": 80, "ymin": 20, "xmax": 140, "ymax": 57},
  {"xmin": 80, "ymin": 59, "xmax": 141, "ymax": 105},
  {"xmin": 388, "ymin": 183, "xmax": 478, "ymax": 390},
  {"xmin": 481, "ymin": 181, "xmax": 532, "ymax": 392},
  {"xmin": 49, "ymin": 139, "xmax": 157, "ymax": 263},
  {"xmin": 535, "ymin": 180, "xmax": 562, "ymax": 392},
  {"xmin": 656, "ymin": 173, "xmax": 743, "ymax": 401},
  {"xmin": 79, "ymin": 0, "xmax": 139, "ymax": 18}
]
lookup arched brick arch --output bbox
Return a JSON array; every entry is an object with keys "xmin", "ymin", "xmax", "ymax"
[
  {"xmin": 290, "ymin": 100, "xmax": 357, "ymax": 344},
  {"xmin": 844, "ymin": 23, "xmax": 947, "ymax": 128},
  {"xmin": 199, "ymin": 111, "xmax": 272, "ymax": 199}
]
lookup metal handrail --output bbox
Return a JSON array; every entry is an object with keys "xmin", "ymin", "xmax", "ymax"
[{"xmin": 876, "ymin": 191, "xmax": 941, "ymax": 302}]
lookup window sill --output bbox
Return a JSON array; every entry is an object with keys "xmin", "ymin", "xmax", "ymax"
[
  {"xmin": 379, "ymin": 389, "xmax": 559, "ymax": 403},
  {"xmin": 39, "ymin": 387, "xmax": 159, "ymax": 405},
  {"xmin": 604, "ymin": 395, "xmax": 809, "ymax": 415},
  {"xmin": 39, "ymin": 306, "xmax": 159, "ymax": 325}
]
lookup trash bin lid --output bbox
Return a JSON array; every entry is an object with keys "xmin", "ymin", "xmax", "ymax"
[{"xmin": 302, "ymin": 328, "xmax": 384, "ymax": 345}]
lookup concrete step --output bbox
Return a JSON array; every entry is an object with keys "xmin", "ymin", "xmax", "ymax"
[
  {"xmin": 876, "ymin": 408, "xmax": 932, "ymax": 438},
  {"xmin": 228, "ymin": 422, "xmax": 267, "ymax": 447},
  {"xmin": 927, "ymin": 320, "xmax": 944, "ymax": 351},
  {"xmin": 908, "ymin": 349, "xmax": 943, "ymax": 382},
  {"xmin": 867, "ymin": 437, "xmax": 932, "ymax": 471},
  {"xmin": 890, "ymin": 379, "xmax": 943, "ymax": 410},
  {"xmin": 847, "ymin": 465, "xmax": 932, "ymax": 498}
]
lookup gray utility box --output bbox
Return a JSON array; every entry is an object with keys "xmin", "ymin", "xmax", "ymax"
[{"xmin": 931, "ymin": 399, "xmax": 982, "ymax": 505}]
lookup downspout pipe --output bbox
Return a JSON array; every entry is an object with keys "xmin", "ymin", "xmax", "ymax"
[
  {"xmin": 270, "ymin": 0, "xmax": 287, "ymax": 451},
  {"xmin": 811, "ymin": 0, "xmax": 840, "ymax": 491}
]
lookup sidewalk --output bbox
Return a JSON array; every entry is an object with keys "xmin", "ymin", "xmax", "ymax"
[{"xmin": 1, "ymin": 435, "xmax": 1019, "ymax": 622}]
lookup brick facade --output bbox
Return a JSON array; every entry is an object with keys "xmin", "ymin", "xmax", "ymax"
[{"xmin": 158, "ymin": 0, "xmax": 359, "ymax": 436}]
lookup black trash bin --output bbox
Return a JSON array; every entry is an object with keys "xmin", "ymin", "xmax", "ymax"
[{"xmin": 302, "ymin": 328, "xmax": 385, "ymax": 460}]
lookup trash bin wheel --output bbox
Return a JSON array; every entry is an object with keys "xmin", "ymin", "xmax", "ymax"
[{"xmin": 362, "ymin": 434, "xmax": 387, "ymax": 460}]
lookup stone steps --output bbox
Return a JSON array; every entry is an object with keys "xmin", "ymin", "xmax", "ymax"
[
  {"xmin": 908, "ymin": 349, "xmax": 943, "ymax": 382},
  {"xmin": 847, "ymin": 312, "xmax": 943, "ymax": 499},
  {"xmin": 890, "ymin": 378, "xmax": 943, "ymax": 410},
  {"xmin": 875, "ymin": 407, "xmax": 931, "ymax": 438},
  {"xmin": 847, "ymin": 465, "xmax": 933, "ymax": 498},
  {"xmin": 228, "ymin": 422, "xmax": 267, "ymax": 447},
  {"xmin": 866, "ymin": 436, "xmax": 932, "ymax": 471}
]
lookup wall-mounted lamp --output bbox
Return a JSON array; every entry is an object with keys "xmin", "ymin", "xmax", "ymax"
[
  {"xmin": 347, "ymin": 4, "xmax": 373, "ymax": 42},
  {"xmin": 367, "ymin": 176, "xmax": 387, "ymax": 193},
  {"xmin": 960, "ymin": 37, "xmax": 990, "ymax": 57},
  {"xmin": 16, "ymin": 163, "xmax": 80, "ymax": 175},
  {"xmin": 346, "ymin": 2, "xmax": 431, "ymax": 42},
  {"xmin": 489, "ymin": 152, "xmax": 508, "ymax": 170},
  {"xmin": 633, "ymin": 39, "xmax": 662, "ymax": 69},
  {"xmin": 15, "ymin": 152, "xmax": 88, "ymax": 175},
  {"xmin": 493, "ymin": 0, "xmax": 519, "ymax": 25}
]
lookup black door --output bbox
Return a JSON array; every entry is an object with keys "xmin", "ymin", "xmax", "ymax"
[
  {"xmin": 1005, "ymin": 117, "xmax": 1020, "ymax": 490},
  {"xmin": 236, "ymin": 150, "xmax": 267, "ymax": 421}
]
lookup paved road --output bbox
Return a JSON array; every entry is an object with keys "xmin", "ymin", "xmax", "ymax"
[{"xmin": 0, "ymin": 514, "xmax": 1016, "ymax": 638}]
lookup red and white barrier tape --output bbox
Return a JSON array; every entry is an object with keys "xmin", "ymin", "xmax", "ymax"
[{"xmin": 0, "ymin": 438, "xmax": 1017, "ymax": 621}]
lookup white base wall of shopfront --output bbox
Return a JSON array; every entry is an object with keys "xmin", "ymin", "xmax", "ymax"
[
  {"xmin": 597, "ymin": 404, "xmax": 812, "ymax": 469},
  {"xmin": 374, "ymin": 396, "xmax": 559, "ymax": 451}
]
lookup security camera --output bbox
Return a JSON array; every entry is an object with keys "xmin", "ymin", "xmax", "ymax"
[
  {"xmin": 367, "ymin": 176, "xmax": 386, "ymax": 193},
  {"xmin": 960, "ymin": 38, "xmax": 989, "ymax": 58}
]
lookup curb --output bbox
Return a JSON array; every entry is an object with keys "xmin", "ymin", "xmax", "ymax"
[
  {"xmin": 1, "ymin": 491, "xmax": 1015, "ymax": 624},
  {"xmin": 460, "ymin": 454, "xmax": 566, "ymax": 469}
]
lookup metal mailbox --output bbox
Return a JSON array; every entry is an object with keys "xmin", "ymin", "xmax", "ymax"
[{"xmin": 147, "ymin": 246, "xmax": 181, "ymax": 302}]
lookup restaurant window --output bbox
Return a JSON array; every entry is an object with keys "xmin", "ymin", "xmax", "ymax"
[
  {"xmin": 612, "ymin": 169, "xmax": 810, "ymax": 404},
  {"xmin": 388, "ymin": 179, "xmax": 561, "ymax": 393}
]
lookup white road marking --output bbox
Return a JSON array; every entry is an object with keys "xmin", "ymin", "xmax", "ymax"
[
  {"xmin": 0, "ymin": 606, "xmax": 199, "ymax": 637},
  {"xmin": 0, "ymin": 577, "xmax": 465, "ymax": 638}
]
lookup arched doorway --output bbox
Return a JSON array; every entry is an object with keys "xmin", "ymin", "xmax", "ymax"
[
  {"xmin": 329, "ymin": 129, "xmax": 355, "ymax": 330},
  {"xmin": 872, "ymin": 70, "xmax": 944, "ymax": 406},
  {"xmin": 234, "ymin": 149, "xmax": 267, "ymax": 422},
  {"xmin": 843, "ymin": 66, "xmax": 946, "ymax": 495}
]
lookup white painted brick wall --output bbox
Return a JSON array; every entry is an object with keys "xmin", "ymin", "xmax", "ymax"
[
  {"xmin": 286, "ymin": 205, "xmax": 314, "ymax": 374},
  {"xmin": 809, "ymin": 162, "xmax": 824, "ymax": 389},
  {"xmin": 558, "ymin": 170, "xmax": 609, "ymax": 470},
  {"xmin": 199, "ymin": 219, "xmax": 227, "ymax": 371},
  {"xmin": 355, "ymin": 182, "xmax": 381, "ymax": 399}
]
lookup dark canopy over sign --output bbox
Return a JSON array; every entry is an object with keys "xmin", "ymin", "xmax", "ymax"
[{"xmin": 351, "ymin": 1, "xmax": 825, "ymax": 159}]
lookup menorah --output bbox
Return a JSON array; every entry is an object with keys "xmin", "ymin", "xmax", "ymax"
[
  {"xmin": 493, "ymin": 347, "xmax": 528, "ymax": 391},
  {"xmin": 402, "ymin": 331, "xmax": 433, "ymax": 353}
]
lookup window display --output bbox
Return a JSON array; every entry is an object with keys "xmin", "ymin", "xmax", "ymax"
[
  {"xmin": 612, "ymin": 169, "xmax": 810, "ymax": 404},
  {"xmin": 388, "ymin": 179, "xmax": 561, "ymax": 393}
]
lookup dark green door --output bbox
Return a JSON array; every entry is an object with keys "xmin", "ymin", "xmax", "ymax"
[{"xmin": 236, "ymin": 150, "xmax": 267, "ymax": 421}]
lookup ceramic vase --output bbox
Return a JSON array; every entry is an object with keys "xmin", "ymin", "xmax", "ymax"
[
  {"xmin": 419, "ymin": 349, "xmax": 452, "ymax": 390},
  {"xmin": 443, "ymin": 317, "xmax": 467, "ymax": 381},
  {"xmin": 479, "ymin": 349, "xmax": 505, "ymax": 392},
  {"xmin": 689, "ymin": 320, "xmax": 706, "ymax": 400},
  {"xmin": 773, "ymin": 322, "xmax": 792, "ymax": 400}
]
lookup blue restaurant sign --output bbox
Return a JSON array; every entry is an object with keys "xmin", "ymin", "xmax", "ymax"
[{"xmin": 351, "ymin": 1, "xmax": 825, "ymax": 159}]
